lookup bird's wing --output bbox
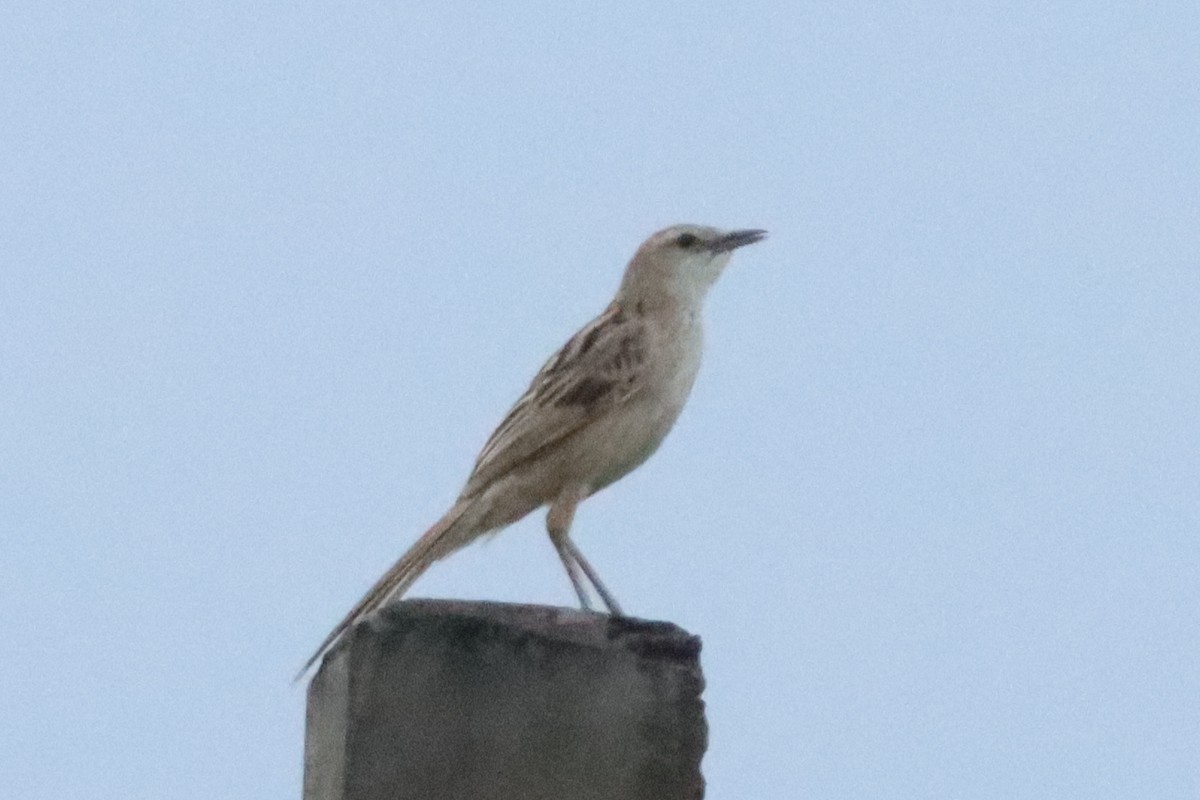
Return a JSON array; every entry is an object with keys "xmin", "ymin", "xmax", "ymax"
[{"xmin": 462, "ymin": 302, "xmax": 648, "ymax": 497}]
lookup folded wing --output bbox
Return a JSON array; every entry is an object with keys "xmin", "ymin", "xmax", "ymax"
[{"xmin": 462, "ymin": 302, "xmax": 647, "ymax": 497}]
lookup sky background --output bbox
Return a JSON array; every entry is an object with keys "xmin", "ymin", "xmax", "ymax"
[{"xmin": 3, "ymin": 3, "xmax": 1198, "ymax": 798}]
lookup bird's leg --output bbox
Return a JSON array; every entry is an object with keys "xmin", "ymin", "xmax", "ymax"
[
  {"xmin": 546, "ymin": 488, "xmax": 593, "ymax": 611},
  {"xmin": 562, "ymin": 537, "xmax": 624, "ymax": 616},
  {"xmin": 547, "ymin": 484, "xmax": 625, "ymax": 615},
  {"xmin": 551, "ymin": 534, "xmax": 593, "ymax": 610}
]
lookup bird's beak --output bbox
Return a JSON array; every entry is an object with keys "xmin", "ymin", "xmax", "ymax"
[{"xmin": 709, "ymin": 229, "xmax": 768, "ymax": 253}]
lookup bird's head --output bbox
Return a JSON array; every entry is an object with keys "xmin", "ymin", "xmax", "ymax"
[{"xmin": 618, "ymin": 224, "xmax": 767, "ymax": 310}]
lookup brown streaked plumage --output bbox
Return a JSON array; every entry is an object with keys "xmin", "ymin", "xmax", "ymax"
[{"xmin": 298, "ymin": 224, "xmax": 766, "ymax": 679}]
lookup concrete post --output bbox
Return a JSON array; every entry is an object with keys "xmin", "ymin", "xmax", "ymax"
[{"xmin": 303, "ymin": 599, "xmax": 706, "ymax": 800}]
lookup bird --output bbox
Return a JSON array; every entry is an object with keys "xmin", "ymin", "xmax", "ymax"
[{"xmin": 299, "ymin": 224, "xmax": 766, "ymax": 677}]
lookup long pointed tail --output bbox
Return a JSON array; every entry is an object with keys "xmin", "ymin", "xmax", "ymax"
[{"xmin": 295, "ymin": 498, "xmax": 480, "ymax": 680}]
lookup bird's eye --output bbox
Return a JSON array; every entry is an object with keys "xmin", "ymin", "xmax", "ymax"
[{"xmin": 676, "ymin": 233, "xmax": 699, "ymax": 248}]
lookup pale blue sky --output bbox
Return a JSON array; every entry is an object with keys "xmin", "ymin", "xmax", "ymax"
[{"xmin": 3, "ymin": 3, "xmax": 1198, "ymax": 798}]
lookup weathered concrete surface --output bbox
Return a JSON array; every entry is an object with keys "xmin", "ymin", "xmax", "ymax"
[{"xmin": 303, "ymin": 599, "xmax": 706, "ymax": 800}]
